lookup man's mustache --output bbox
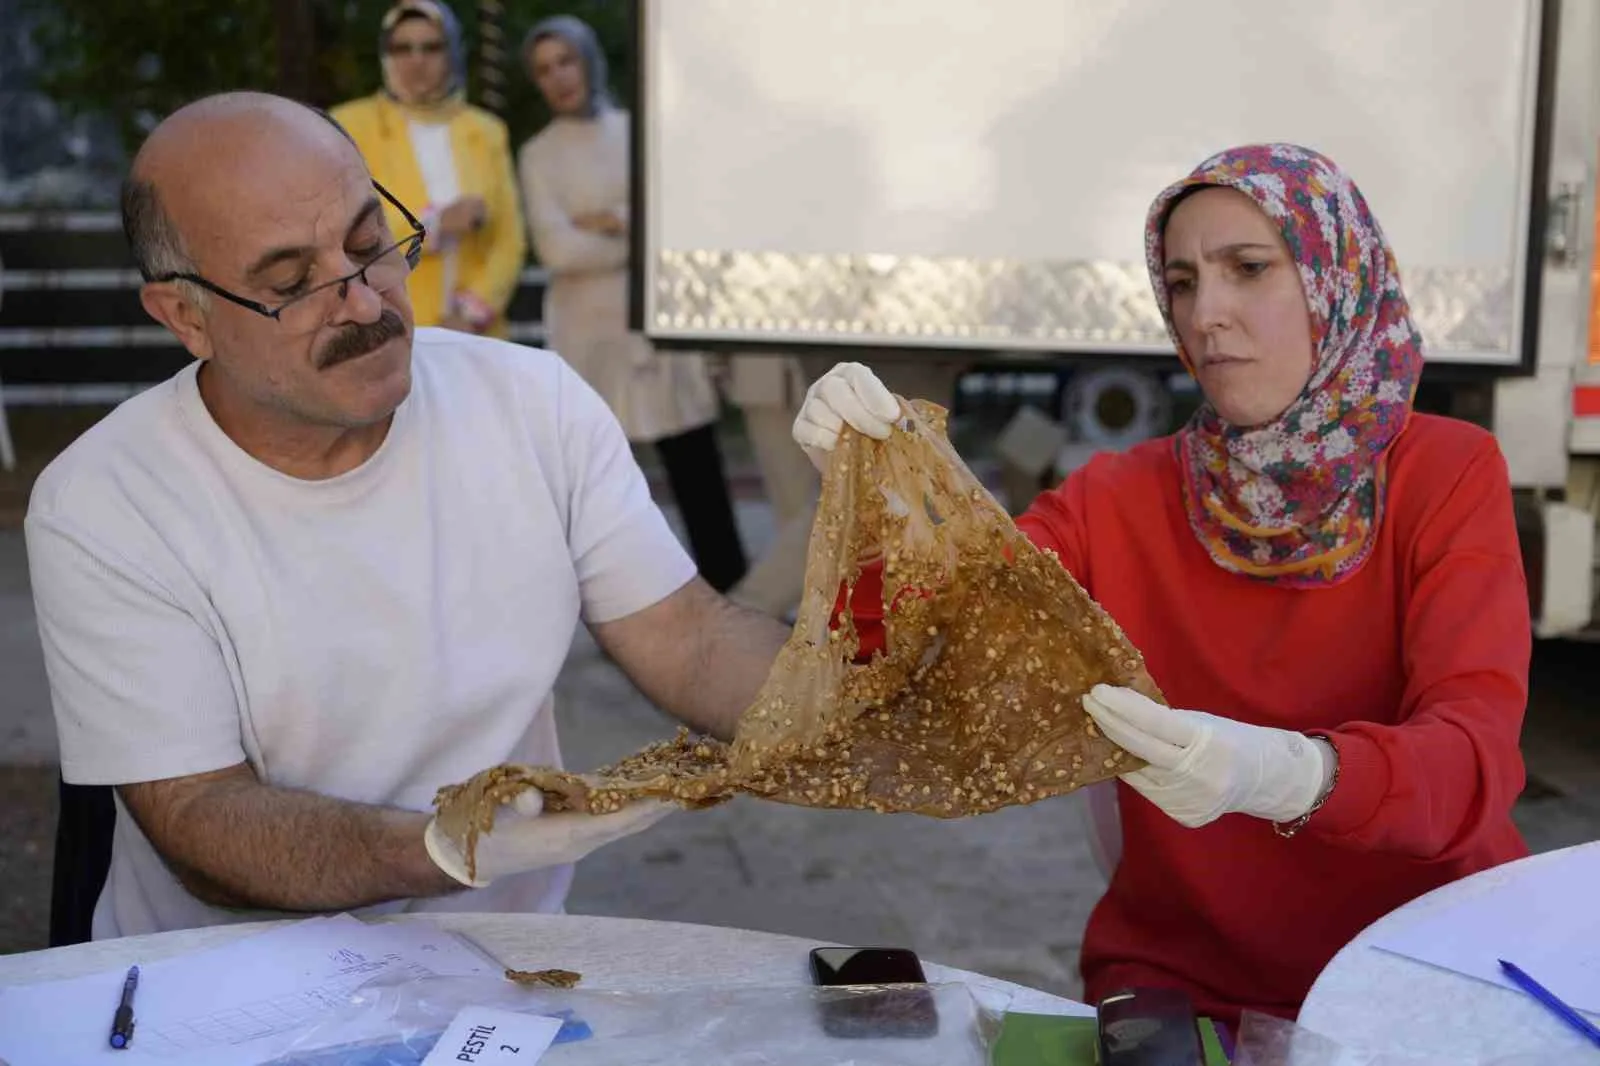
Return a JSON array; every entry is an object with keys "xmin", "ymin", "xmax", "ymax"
[{"xmin": 317, "ymin": 310, "xmax": 408, "ymax": 369}]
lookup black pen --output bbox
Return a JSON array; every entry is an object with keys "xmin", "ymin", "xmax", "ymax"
[{"xmin": 109, "ymin": 964, "xmax": 139, "ymax": 1049}]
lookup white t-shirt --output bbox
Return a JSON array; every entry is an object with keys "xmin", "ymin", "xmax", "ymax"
[{"xmin": 25, "ymin": 328, "xmax": 697, "ymax": 938}]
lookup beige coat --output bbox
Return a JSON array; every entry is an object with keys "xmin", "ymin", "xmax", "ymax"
[{"xmin": 517, "ymin": 109, "xmax": 718, "ymax": 443}]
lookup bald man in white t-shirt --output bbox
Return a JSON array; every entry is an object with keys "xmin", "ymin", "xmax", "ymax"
[{"xmin": 25, "ymin": 91, "xmax": 790, "ymax": 939}]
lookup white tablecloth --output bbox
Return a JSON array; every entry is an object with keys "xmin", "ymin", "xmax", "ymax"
[
  {"xmin": 1300, "ymin": 841, "xmax": 1600, "ymax": 1061},
  {"xmin": 0, "ymin": 911, "xmax": 1090, "ymax": 1018}
]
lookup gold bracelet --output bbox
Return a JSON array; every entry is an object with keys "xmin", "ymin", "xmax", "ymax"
[{"xmin": 1274, "ymin": 736, "xmax": 1340, "ymax": 839}]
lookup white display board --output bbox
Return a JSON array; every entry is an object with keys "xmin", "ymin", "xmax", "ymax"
[{"xmin": 640, "ymin": 0, "xmax": 1545, "ymax": 362}]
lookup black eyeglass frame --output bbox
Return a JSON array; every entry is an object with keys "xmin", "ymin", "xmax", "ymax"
[{"xmin": 151, "ymin": 180, "xmax": 426, "ymax": 322}]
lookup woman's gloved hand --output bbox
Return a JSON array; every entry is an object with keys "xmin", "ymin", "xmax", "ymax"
[
  {"xmin": 1081, "ymin": 684, "xmax": 1336, "ymax": 830},
  {"xmin": 791, "ymin": 362, "xmax": 901, "ymax": 473},
  {"xmin": 424, "ymin": 790, "xmax": 677, "ymax": 888}
]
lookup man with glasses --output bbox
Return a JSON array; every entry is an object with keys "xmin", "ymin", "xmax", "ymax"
[{"xmin": 25, "ymin": 91, "xmax": 790, "ymax": 938}]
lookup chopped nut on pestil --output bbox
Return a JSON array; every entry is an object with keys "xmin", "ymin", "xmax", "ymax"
[{"xmin": 428, "ymin": 398, "xmax": 1163, "ymax": 871}]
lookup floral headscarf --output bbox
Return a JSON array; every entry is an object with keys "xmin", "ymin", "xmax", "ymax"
[{"xmin": 1145, "ymin": 143, "xmax": 1425, "ymax": 588}]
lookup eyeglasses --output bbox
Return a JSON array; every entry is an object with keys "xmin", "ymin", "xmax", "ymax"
[
  {"xmin": 153, "ymin": 180, "xmax": 426, "ymax": 335},
  {"xmin": 386, "ymin": 41, "xmax": 446, "ymax": 57}
]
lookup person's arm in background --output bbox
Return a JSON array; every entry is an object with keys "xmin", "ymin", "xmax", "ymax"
[
  {"xmin": 516, "ymin": 138, "xmax": 627, "ymax": 275},
  {"xmin": 574, "ymin": 205, "xmax": 626, "ymax": 237},
  {"xmin": 453, "ymin": 116, "xmax": 527, "ymax": 332},
  {"xmin": 25, "ymin": 516, "xmax": 460, "ymax": 911},
  {"xmin": 1306, "ymin": 439, "xmax": 1531, "ymax": 860}
]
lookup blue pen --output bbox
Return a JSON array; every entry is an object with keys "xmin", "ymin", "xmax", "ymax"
[
  {"xmin": 1498, "ymin": 959, "xmax": 1600, "ymax": 1048},
  {"xmin": 109, "ymin": 965, "xmax": 139, "ymax": 1049}
]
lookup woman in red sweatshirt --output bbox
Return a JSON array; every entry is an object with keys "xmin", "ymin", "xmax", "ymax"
[{"xmin": 791, "ymin": 143, "xmax": 1532, "ymax": 1027}]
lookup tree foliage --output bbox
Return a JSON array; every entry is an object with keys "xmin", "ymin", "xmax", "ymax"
[{"xmin": 21, "ymin": 0, "xmax": 635, "ymax": 159}]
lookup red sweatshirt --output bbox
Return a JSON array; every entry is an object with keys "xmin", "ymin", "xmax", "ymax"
[{"xmin": 846, "ymin": 414, "xmax": 1531, "ymax": 1024}]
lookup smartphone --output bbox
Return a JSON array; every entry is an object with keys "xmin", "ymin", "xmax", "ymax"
[
  {"xmin": 808, "ymin": 946, "xmax": 939, "ymax": 1039},
  {"xmin": 1095, "ymin": 987, "xmax": 1205, "ymax": 1066}
]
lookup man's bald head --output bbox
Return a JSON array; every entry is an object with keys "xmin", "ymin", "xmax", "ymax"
[
  {"xmin": 122, "ymin": 92, "xmax": 363, "ymax": 285},
  {"xmin": 126, "ymin": 91, "xmax": 416, "ymax": 447}
]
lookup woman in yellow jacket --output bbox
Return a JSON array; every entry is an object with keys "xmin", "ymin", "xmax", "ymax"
[{"xmin": 332, "ymin": 1, "xmax": 525, "ymax": 336}]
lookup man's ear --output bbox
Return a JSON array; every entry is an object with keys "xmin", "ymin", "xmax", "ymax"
[{"xmin": 139, "ymin": 283, "xmax": 214, "ymax": 362}]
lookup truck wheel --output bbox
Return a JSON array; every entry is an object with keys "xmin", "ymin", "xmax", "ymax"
[{"xmin": 1062, "ymin": 366, "xmax": 1172, "ymax": 450}]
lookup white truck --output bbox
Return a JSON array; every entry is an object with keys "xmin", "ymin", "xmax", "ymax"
[{"xmin": 631, "ymin": 0, "xmax": 1600, "ymax": 638}]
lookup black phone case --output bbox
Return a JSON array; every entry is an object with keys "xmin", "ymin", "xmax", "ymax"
[{"xmin": 809, "ymin": 947, "xmax": 939, "ymax": 1040}]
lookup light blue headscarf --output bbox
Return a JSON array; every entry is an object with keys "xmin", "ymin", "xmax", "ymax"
[{"xmin": 523, "ymin": 14, "xmax": 615, "ymax": 118}]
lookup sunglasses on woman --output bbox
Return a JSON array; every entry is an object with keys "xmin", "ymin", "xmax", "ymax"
[{"xmin": 387, "ymin": 40, "xmax": 445, "ymax": 57}]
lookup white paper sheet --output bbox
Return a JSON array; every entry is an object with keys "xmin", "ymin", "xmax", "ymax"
[
  {"xmin": 1371, "ymin": 846, "xmax": 1600, "ymax": 1013},
  {"xmin": 0, "ymin": 915, "xmax": 500, "ymax": 1066}
]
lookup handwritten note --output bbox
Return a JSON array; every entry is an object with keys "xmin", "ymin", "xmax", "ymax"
[{"xmin": 419, "ymin": 1006, "xmax": 563, "ymax": 1065}]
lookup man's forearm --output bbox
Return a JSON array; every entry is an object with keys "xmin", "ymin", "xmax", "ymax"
[
  {"xmin": 621, "ymin": 593, "xmax": 787, "ymax": 740},
  {"xmin": 594, "ymin": 578, "xmax": 791, "ymax": 742},
  {"xmin": 670, "ymin": 597, "xmax": 789, "ymax": 739},
  {"xmin": 121, "ymin": 768, "xmax": 460, "ymax": 912}
]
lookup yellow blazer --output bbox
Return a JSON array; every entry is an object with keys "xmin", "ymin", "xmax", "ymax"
[{"xmin": 331, "ymin": 94, "xmax": 526, "ymax": 336}]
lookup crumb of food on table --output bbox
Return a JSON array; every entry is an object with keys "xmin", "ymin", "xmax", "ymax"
[
  {"xmin": 505, "ymin": 967, "xmax": 583, "ymax": 988},
  {"xmin": 432, "ymin": 398, "xmax": 1163, "ymax": 879}
]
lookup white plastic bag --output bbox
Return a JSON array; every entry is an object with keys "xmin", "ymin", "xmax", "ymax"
[{"xmin": 268, "ymin": 974, "xmax": 1007, "ymax": 1066}]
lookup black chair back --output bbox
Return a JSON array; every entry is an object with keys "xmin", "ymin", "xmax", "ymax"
[{"xmin": 48, "ymin": 775, "xmax": 116, "ymax": 947}]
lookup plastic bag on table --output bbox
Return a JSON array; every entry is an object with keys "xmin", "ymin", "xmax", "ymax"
[
  {"xmin": 431, "ymin": 398, "xmax": 1164, "ymax": 881},
  {"xmin": 1233, "ymin": 1011, "xmax": 1550, "ymax": 1066},
  {"xmin": 267, "ymin": 973, "xmax": 1007, "ymax": 1066}
]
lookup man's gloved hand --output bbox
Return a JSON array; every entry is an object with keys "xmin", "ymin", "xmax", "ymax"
[
  {"xmin": 1081, "ymin": 685, "xmax": 1335, "ymax": 829},
  {"xmin": 792, "ymin": 362, "xmax": 901, "ymax": 473},
  {"xmin": 424, "ymin": 790, "xmax": 677, "ymax": 888}
]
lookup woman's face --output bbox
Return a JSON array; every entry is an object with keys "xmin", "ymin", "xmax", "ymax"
[
  {"xmin": 386, "ymin": 17, "xmax": 450, "ymax": 103},
  {"xmin": 1161, "ymin": 187, "xmax": 1317, "ymax": 429},
  {"xmin": 530, "ymin": 36, "xmax": 590, "ymax": 115}
]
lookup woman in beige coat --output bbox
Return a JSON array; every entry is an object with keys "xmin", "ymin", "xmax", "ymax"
[{"xmin": 518, "ymin": 15, "xmax": 746, "ymax": 592}]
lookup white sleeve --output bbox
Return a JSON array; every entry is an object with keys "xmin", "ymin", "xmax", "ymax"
[
  {"xmin": 25, "ymin": 515, "xmax": 245, "ymax": 785},
  {"xmin": 556, "ymin": 365, "xmax": 697, "ymax": 623}
]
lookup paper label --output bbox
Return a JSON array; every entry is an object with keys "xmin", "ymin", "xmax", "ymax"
[{"xmin": 421, "ymin": 1006, "xmax": 564, "ymax": 1065}]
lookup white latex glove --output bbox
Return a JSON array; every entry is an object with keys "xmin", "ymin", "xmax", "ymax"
[
  {"xmin": 425, "ymin": 790, "xmax": 677, "ymax": 888},
  {"xmin": 792, "ymin": 362, "xmax": 901, "ymax": 473},
  {"xmin": 1081, "ymin": 684, "xmax": 1335, "ymax": 829}
]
